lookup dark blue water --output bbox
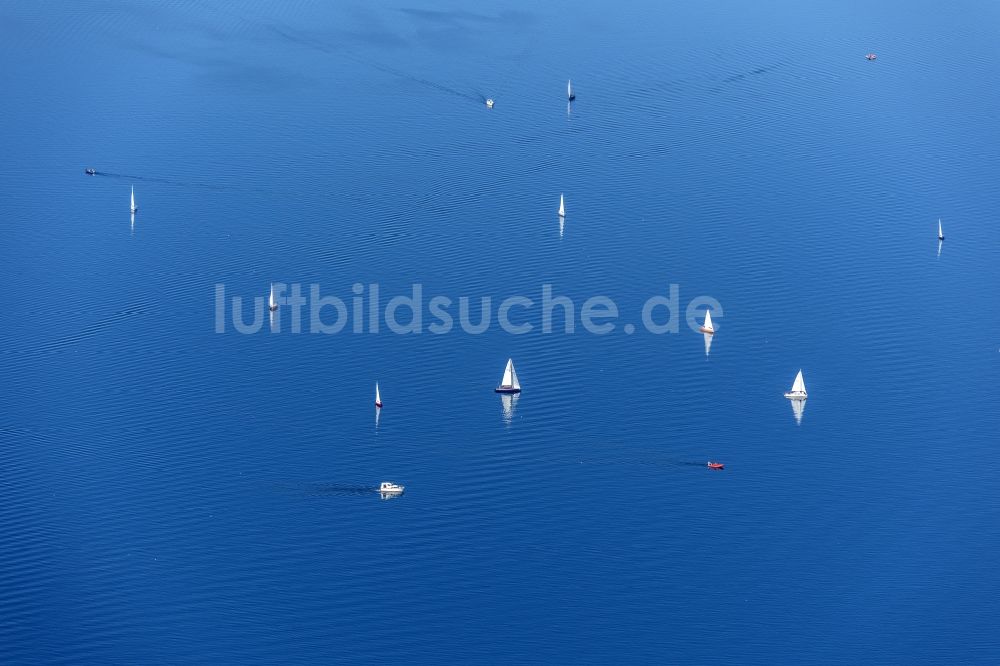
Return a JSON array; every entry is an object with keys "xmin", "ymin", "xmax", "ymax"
[{"xmin": 3, "ymin": 1, "xmax": 1000, "ymax": 662}]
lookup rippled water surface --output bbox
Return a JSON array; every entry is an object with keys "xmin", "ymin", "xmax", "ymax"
[{"xmin": 3, "ymin": 1, "xmax": 1000, "ymax": 662}]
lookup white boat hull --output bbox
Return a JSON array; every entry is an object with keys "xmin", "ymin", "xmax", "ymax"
[{"xmin": 784, "ymin": 392, "xmax": 807, "ymax": 400}]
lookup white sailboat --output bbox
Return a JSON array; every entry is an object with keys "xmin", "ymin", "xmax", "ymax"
[
  {"xmin": 699, "ymin": 309, "xmax": 715, "ymax": 334},
  {"xmin": 558, "ymin": 193, "xmax": 565, "ymax": 217},
  {"xmin": 268, "ymin": 283, "xmax": 278, "ymax": 312},
  {"xmin": 130, "ymin": 186, "xmax": 137, "ymax": 213},
  {"xmin": 375, "ymin": 382, "xmax": 383, "ymax": 408},
  {"xmin": 567, "ymin": 79, "xmax": 575, "ymax": 101},
  {"xmin": 784, "ymin": 369, "xmax": 807, "ymax": 400},
  {"xmin": 495, "ymin": 358, "xmax": 521, "ymax": 393},
  {"xmin": 938, "ymin": 219, "xmax": 945, "ymax": 241}
]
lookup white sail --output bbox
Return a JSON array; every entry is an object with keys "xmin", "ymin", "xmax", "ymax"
[
  {"xmin": 702, "ymin": 309, "xmax": 714, "ymax": 332},
  {"xmin": 375, "ymin": 382, "xmax": 382, "ymax": 406},
  {"xmin": 130, "ymin": 186, "xmax": 136, "ymax": 213},
  {"xmin": 938, "ymin": 219, "xmax": 944, "ymax": 240},
  {"xmin": 269, "ymin": 284, "xmax": 277, "ymax": 310},
  {"xmin": 791, "ymin": 370, "xmax": 806, "ymax": 394},
  {"xmin": 567, "ymin": 79, "xmax": 572, "ymax": 99},
  {"xmin": 558, "ymin": 193, "xmax": 565, "ymax": 217},
  {"xmin": 501, "ymin": 358, "xmax": 520, "ymax": 389}
]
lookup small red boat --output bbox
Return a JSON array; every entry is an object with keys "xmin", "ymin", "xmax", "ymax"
[{"xmin": 707, "ymin": 461, "xmax": 724, "ymax": 470}]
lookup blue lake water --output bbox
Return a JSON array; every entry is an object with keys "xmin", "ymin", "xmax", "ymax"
[{"xmin": 3, "ymin": 1, "xmax": 1000, "ymax": 662}]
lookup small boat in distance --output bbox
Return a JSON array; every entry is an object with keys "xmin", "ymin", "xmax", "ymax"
[
  {"xmin": 866, "ymin": 53, "xmax": 877, "ymax": 60},
  {"xmin": 130, "ymin": 186, "xmax": 137, "ymax": 213},
  {"xmin": 495, "ymin": 358, "xmax": 521, "ymax": 393},
  {"xmin": 375, "ymin": 382, "xmax": 383, "ymax": 408},
  {"xmin": 558, "ymin": 193, "xmax": 565, "ymax": 217},
  {"xmin": 699, "ymin": 309, "xmax": 715, "ymax": 335},
  {"xmin": 268, "ymin": 284, "xmax": 278, "ymax": 312},
  {"xmin": 784, "ymin": 369, "xmax": 807, "ymax": 400},
  {"xmin": 485, "ymin": 98, "xmax": 495, "ymax": 109},
  {"xmin": 707, "ymin": 462, "xmax": 724, "ymax": 470},
  {"xmin": 938, "ymin": 219, "xmax": 945, "ymax": 241},
  {"xmin": 567, "ymin": 79, "xmax": 575, "ymax": 101},
  {"xmin": 379, "ymin": 481, "xmax": 404, "ymax": 494},
  {"xmin": 85, "ymin": 168, "xmax": 96, "ymax": 175}
]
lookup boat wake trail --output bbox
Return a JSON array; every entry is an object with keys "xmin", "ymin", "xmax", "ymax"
[
  {"xmin": 265, "ymin": 24, "xmax": 482, "ymax": 105},
  {"xmin": 301, "ymin": 483, "xmax": 380, "ymax": 496},
  {"xmin": 273, "ymin": 482, "xmax": 378, "ymax": 496},
  {"xmin": 94, "ymin": 171, "xmax": 224, "ymax": 191},
  {"xmin": 575, "ymin": 455, "xmax": 714, "ymax": 469},
  {"xmin": 348, "ymin": 55, "xmax": 481, "ymax": 104}
]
